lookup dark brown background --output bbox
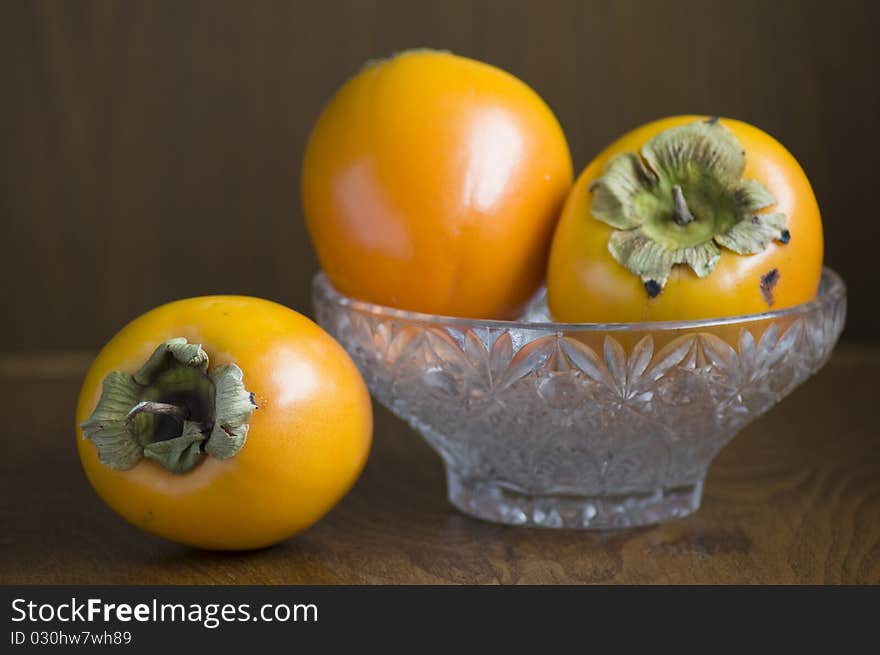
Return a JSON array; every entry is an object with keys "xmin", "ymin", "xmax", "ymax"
[{"xmin": 1, "ymin": 0, "xmax": 878, "ymax": 350}]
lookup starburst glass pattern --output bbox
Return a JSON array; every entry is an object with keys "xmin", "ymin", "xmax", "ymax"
[{"xmin": 314, "ymin": 270, "xmax": 846, "ymax": 529}]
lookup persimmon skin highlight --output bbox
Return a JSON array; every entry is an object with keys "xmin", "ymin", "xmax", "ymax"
[
  {"xmin": 547, "ymin": 116, "xmax": 824, "ymax": 323},
  {"xmin": 76, "ymin": 296, "xmax": 373, "ymax": 551},
  {"xmin": 302, "ymin": 49, "xmax": 573, "ymax": 319}
]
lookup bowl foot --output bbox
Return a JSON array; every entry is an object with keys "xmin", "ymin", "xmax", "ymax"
[{"xmin": 447, "ymin": 472, "xmax": 703, "ymax": 529}]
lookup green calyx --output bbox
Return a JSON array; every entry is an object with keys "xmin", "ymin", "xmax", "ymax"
[
  {"xmin": 80, "ymin": 338, "xmax": 256, "ymax": 474},
  {"xmin": 589, "ymin": 118, "xmax": 789, "ymax": 293}
]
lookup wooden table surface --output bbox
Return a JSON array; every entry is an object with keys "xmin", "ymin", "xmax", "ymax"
[{"xmin": 2, "ymin": 345, "xmax": 878, "ymax": 585}]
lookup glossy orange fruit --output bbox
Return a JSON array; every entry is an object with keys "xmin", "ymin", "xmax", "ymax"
[
  {"xmin": 76, "ymin": 296, "xmax": 372, "ymax": 550},
  {"xmin": 547, "ymin": 115, "xmax": 823, "ymax": 322},
  {"xmin": 302, "ymin": 49, "xmax": 573, "ymax": 319}
]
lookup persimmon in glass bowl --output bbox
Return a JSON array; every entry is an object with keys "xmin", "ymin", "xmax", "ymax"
[{"xmin": 313, "ymin": 268, "xmax": 846, "ymax": 529}]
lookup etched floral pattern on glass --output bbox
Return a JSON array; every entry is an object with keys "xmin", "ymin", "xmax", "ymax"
[{"xmin": 313, "ymin": 269, "xmax": 846, "ymax": 529}]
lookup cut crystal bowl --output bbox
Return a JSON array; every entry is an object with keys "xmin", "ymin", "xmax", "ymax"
[{"xmin": 313, "ymin": 268, "xmax": 846, "ymax": 529}]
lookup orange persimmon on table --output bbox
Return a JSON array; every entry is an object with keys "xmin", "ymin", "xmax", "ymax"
[
  {"xmin": 302, "ymin": 49, "xmax": 573, "ymax": 320},
  {"xmin": 76, "ymin": 296, "xmax": 372, "ymax": 550}
]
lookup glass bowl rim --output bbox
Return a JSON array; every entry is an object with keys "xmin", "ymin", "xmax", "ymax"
[{"xmin": 312, "ymin": 266, "xmax": 845, "ymax": 332}]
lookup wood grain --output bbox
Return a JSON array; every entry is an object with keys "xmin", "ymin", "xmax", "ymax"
[
  {"xmin": 1, "ymin": 345, "xmax": 878, "ymax": 584},
  {"xmin": 1, "ymin": 0, "xmax": 878, "ymax": 349}
]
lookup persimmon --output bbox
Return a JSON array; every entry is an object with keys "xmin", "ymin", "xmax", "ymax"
[
  {"xmin": 76, "ymin": 296, "xmax": 372, "ymax": 550},
  {"xmin": 547, "ymin": 116, "xmax": 823, "ymax": 322},
  {"xmin": 302, "ymin": 49, "xmax": 572, "ymax": 319}
]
